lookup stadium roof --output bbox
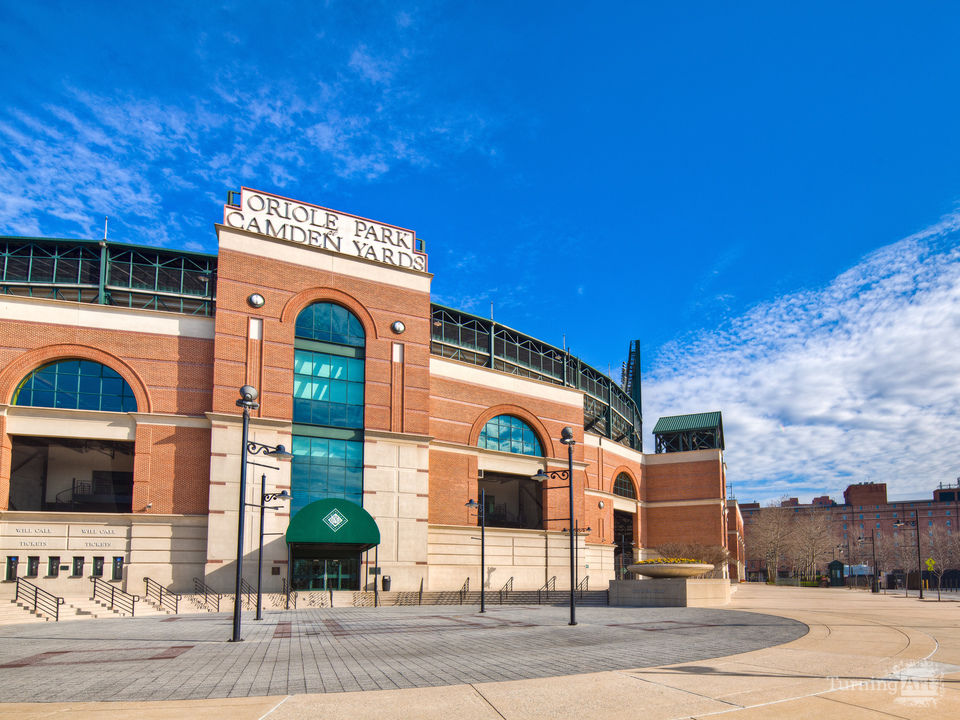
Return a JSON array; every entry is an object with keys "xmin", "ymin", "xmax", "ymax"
[{"xmin": 652, "ymin": 411, "xmax": 723, "ymax": 434}]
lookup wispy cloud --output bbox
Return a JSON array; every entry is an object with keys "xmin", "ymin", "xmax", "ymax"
[
  {"xmin": 0, "ymin": 16, "xmax": 496, "ymax": 247},
  {"xmin": 644, "ymin": 215, "xmax": 960, "ymax": 504}
]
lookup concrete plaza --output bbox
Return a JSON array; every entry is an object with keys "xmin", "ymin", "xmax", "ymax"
[{"xmin": 0, "ymin": 584, "xmax": 958, "ymax": 718}]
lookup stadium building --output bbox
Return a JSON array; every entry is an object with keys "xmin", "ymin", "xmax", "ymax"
[{"xmin": 0, "ymin": 188, "xmax": 733, "ymax": 600}]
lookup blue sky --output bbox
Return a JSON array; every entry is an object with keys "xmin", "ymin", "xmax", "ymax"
[{"xmin": 2, "ymin": 2, "xmax": 959, "ymax": 503}]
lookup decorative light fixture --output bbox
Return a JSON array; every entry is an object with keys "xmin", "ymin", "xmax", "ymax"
[
  {"xmin": 247, "ymin": 293, "xmax": 266, "ymax": 308},
  {"xmin": 391, "ymin": 320, "xmax": 406, "ymax": 334}
]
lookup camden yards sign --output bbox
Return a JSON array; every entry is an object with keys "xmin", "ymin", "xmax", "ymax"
[{"xmin": 223, "ymin": 188, "xmax": 427, "ymax": 272}]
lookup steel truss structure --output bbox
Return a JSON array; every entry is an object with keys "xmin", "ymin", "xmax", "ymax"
[
  {"xmin": 431, "ymin": 305, "xmax": 642, "ymax": 450},
  {"xmin": 0, "ymin": 237, "xmax": 216, "ymax": 316}
]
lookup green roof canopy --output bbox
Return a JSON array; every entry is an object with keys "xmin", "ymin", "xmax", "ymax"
[
  {"xmin": 652, "ymin": 411, "xmax": 723, "ymax": 434},
  {"xmin": 285, "ymin": 498, "xmax": 380, "ymax": 549}
]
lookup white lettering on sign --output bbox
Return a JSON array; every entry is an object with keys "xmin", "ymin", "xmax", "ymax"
[{"xmin": 224, "ymin": 188, "xmax": 427, "ymax": 272}]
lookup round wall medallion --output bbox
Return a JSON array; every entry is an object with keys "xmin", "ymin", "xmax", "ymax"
[
  {"xmin": 247, "ymin": 293, "xmax": 266, "ymax": 308},
  {"xmin": 598, "ymin": 500, "xmax": 605, "ymax": 509},
  {"xmin": 391, "ymin": 320, "xmax": 406, "ymax": 334}
]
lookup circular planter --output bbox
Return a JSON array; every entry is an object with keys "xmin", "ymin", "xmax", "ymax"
[{"xmin": 627, "ymin": 562, "xmax": 714, "ymax": 578}]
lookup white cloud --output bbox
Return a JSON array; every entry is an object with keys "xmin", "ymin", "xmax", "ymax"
[
  {"xmin": 0, "ymin": 32, "xmax": 495, "ymax": 247},
  {"xmin": 643, "ymin": 216, "xmax": 960, "ymax": 505}
]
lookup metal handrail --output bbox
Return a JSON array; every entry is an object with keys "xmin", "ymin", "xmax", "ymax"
[
  {"xmin": 498, "ymin": 577, "xmax": 514, "ymax": 604},
  {"xmin": 537, "ymin": 576, "xmax": 557, "ymax": 604},
  {"xmin": 418, "ymin": 578, "xmax": 424, "ymax": 606},
  {"xmin": 193, "ymin": 577, "xmax": 222, "ymax": 612},
  {"xmin": 15, "ymin": 577, "xmax": 65, "ymax": 621},
  {"xmin": 458, "ymin": 577, "xmax": 470, "ymax": 605},
  {"xmin": 91, "ymin": 576, "xmax": 139, "ymax": 616},
  {"xmin": 143, "ymin": 577, "xmax": 180, "ymax": 614},
  {"xmin": 576, "ymin": 576, "xmax": 589, "ymax": 598}
]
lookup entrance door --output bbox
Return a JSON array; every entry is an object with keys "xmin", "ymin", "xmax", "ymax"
[
  {"xmin": 613, "ymin": 510, "xmax": 636, "ymax": 577},
  {"xmin": 292, "ymin": 555, "xmax": 360, "ymax": 590}
]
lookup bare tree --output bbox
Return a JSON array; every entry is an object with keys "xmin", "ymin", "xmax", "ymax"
[
  {"xmin": 792, "ymin": 509, "xmax": 834, "ymax": 581},
  {"xmin": 926, "ymin": 526, "xmax": 958, "ymax": 600},
  {"xmin": 745, "ymin": 501, "xmax": 796, "ymax": 583}
]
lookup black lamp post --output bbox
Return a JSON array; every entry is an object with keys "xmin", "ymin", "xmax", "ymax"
[
  {"xmin": 894, "ymin": 510, "xmax": 923, "ymax": 600},
  {"xmin": 464, "ymin": 489, "xmax": 486, "ymax": 613},
  {"xmin": 249, "ymin": 473, "xmax": 292, "ymax": 621},
  {"xmin": 231, "ymin": 385, "xmax": 293, "ymax": 643},
  {"xmin": 531, "ymin": 426, "xmax": 578, "ymax": 626},
  {"xmin": 857, "ymin": 530, "xmax": 878, "ymax": 593}
]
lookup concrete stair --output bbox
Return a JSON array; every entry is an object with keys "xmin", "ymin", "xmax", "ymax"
[{"xmin": 1, "ymin": 598, "xmax": 52, "ymax": 624}]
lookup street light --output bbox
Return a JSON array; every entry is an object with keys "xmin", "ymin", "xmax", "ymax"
[
  {"xmin": 465, "ymin": 489, "xmax": 487, "ymax": 613},
  {"xmin": 232, "ymin": 385, "xmax": 293, "ymax": 643},
  {"xmin": 857, "ymin": 531, "xmax": 878, "ymax": 593},
  {"xmin": 530, "ymin": 426, "xmax": 578, "ymax": 626},
  {"xmin": 894, "ymin": 510, "xmax": 924, "ymax": 600},
  {"xmin": 247, "ymin": 474, "xmax": 292, "ymax": 621}
]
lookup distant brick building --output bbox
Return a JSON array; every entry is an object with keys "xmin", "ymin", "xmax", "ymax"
[{"xmin": 741, "ymin": 481, "xmax": 960, "ymax": 579}]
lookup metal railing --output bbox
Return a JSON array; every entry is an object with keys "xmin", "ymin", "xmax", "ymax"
[
  {"xmin": 498, "ymin": 577, "xmax": 514, "ymax": 604},
  {"xmin": 537, "ymin": 576, "xmax": 557, "ymax": 604},
  {"xmin": 419, "ymin": 578, "xmax": 425, "ymax": 606},
  {"xmin": 143, "ymin": 577, "xmax": 180, "ymax": 614},
  {"xmin": 193, "ymin": 577, "xmax": 222, "ymax": 612},
  {"xmin": 458, "ymin": 577, "xmax": 470, "ymax": 605},
  {"xmin": 91, "ymin": 576, "xmax": 139, "ymax": 616},
  {"xmin": 15, "ymin": 577, "xmax": 64, "ymax": 621},
  {"xmin": 576, "ymin": 576, "xmax": 589, "ymax": 598}
]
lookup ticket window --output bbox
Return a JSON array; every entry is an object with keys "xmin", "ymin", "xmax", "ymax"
[
  {"xmin": 92, "ymin": 557, "xmax": 104, "ymax": 577},
  {"xmin": 48, "ymin": 556, "xmax": 60, "ymax": 577},
  {"xmin": 72, "ymin": 557, "xmax": 85, "ymax": 577},
  {"xmin": 5, "ymin": 556, "xmax": 17, "ymax": 581},
  {"xmin": 111, "ymin": 556, "xmax": 123, "ymax": 581},
  {"xmin": 27, "ymin": 556, "xmax": 39, "ymax": 578}
]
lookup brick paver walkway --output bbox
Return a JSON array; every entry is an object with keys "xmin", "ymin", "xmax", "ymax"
[{"xmin": 0, "ymin": 604, "xmax": 805, "ymax": 702}]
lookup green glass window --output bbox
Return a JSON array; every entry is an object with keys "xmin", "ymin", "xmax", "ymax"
[
  {"xmin": 295, "ymin": 302, "xmax": 365, "ymax": 346},
  {"xmin": 613, "ymin": 472, "xmax": 637, "ymax": 499},
  {"xmin": 13, "ymin": 360, "xmax": 137, "ymax": 412},
  {"xmin": 478, "ymin": 415, "xmax": 543, "ymax": 456},
  {"xmin": 292, "ymin": 302, "xmax": 366, "ymax": 511},
  {"xmin": 293, "ymin": 349, "xmax": 364, "ymax": 428}
]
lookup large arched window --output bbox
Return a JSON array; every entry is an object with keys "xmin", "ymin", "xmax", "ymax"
[
  {"xmin": 13, "ymin": 360, "xmax": 137, "ymax": 412},
  {"xmin": 613, "ymin": 472, "xmax": 637, "ymax": 500},
  {"xmin": 291, "ymin": 302, "xmax": 365, "ymax": 513},
  {"xmin": 478, "ymin": 415, "xmax": 543, "ymax": 456}
]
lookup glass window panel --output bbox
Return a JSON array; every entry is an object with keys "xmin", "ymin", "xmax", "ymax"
[
  {"xmin": 330, "ymin": 380, "xmax": 347, "ymax": 404},
  {"xmin": 310, "ymin": 438, "xmax": 329, "ymax": 458},
  {"xmin": 329, "ymin": 404, "xmax": 348, "ymax": 427},
  {"xmin": 292, "ymin": 436, "xmax": 311, "ymax": 455},
  {"xmin": 347, "ymin": 358, "xmax": 364, "ymax": 382},
  {"xmin": 328, "ymin": 440, "xmax": 347, "ymax": 464},
  {"xmin": 293, "ymin": 352, "xmax": 312, "ymax": 375},
  {"xmin": 329, "ymin": 356, "xmax": 347, "ymax": 379},
  {"xmin": 346, "ymin": 383, "xmax": 363, "ymax": 406},
  {"xmin": 345, "ymin": 441, "xmax": 362, "ymax": 465},
  {"xmin": 478, "ymin": 414, "xmax": 543, "ymax": 456},
  {"xmin": 59, "ymin": 360, "xmax": 81, "ymax": 375},
  {"xmin": 312, "ymin": 380, "xmax": 329, "ymax": 401},
  {"xmin": 315, "ymin": 355, "xmax": 332, "ymax": 378},
  {"xmin": 346, "ymin": 405, "xmax": 364, "ymax": 427},
  {"xmin": 56, "ymin": 374, "xmax": 79, "ymax": 392},
  {"xmin": 293, "ymin": 377, "xmax": 310, "ymax": 399}
]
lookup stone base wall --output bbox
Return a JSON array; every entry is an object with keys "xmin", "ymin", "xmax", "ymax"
[{"xmin": 608, "ymin": 577, "xmax": 731, "ymax": 607}]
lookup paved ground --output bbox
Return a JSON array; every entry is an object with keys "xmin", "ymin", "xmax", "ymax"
[
  {"xmin": 0, "ymin": 604, "xmax": 804, "ymax": 702},
  {"xmin": 2, "ymin": 585, "xmax": 960, "ymax": 718}
]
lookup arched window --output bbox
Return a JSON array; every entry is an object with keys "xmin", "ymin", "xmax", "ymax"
[
  {"xmin": 13, "ymin": 360, "xmax": 137, "ymax": 412},
  {"xmin": 478, "ymin": 415, "xmax": 543, "ymax": 456},
  {"xmin": 291, "ymin": 302, "xmax": 365, "ymax": 513},
  {"xmin": 613, "ymin": 472, "xmax": 637, "ymax": 500}
]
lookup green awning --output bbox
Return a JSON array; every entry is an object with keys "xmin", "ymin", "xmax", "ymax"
[{"xmin": 285, "ymin": 498, "xmax": 380, "ymax": 549}]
